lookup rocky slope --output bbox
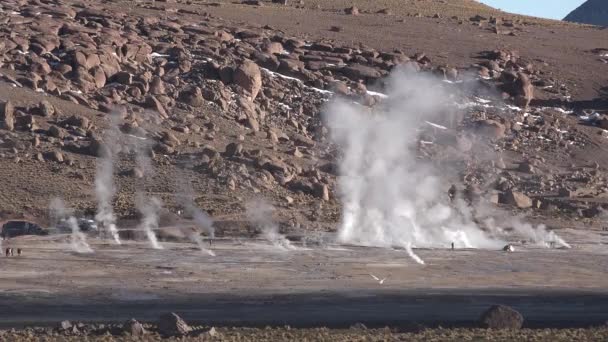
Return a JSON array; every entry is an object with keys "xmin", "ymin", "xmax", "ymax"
[
  {"xmin": 0, "ymin": 0, "xmax": 606, "ymax": 237},
  {"xmin": 564, "ymin": 0, "xmax": 608, "ymax": 26}
]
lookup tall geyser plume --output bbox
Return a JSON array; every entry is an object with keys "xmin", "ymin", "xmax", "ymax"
[
  {"xmin": 175, "ymin": 181, "xmax": 216, "ymax": 256},
  {"xmin": 324, "ymin": 68, "xmax": 567, "ymax": 263},
  {"xmin": 130, "ymin": 121, "xmax": 162, "ymax": 249},
  {"xmin": 136, "ymin": 195, "xmax": 163, "ymax": 249},
  {"xmin": 94, "ymin": 112, "xmax": 121, "ymax": 244}
]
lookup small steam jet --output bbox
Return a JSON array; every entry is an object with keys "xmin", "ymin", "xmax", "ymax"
[{"xmin": 369, "ymin": 274, "xmax": 387, "ymax": 284}]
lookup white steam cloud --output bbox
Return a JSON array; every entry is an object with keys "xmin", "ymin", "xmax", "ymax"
[
  {"xmin": 49, "ymin": 197, "xmax": 93, "ymax": 253},
  {"xmin": 94, "ymin": 112, "xmax": 121, "ymax": 244},
  {"xmin": 67, "ymin": 217, "xmax": 94, "ymax": 253},
  {"xmin": 324, "ymin": 68, "xmax": 567, "ymax": 263},
  {"xmin": 246, "ymin": 199, "xmax": 295, "ymax": 250},
  {"xmin": 176, "ymin": 182, "xmax": 216, "ymax": 256},
  {"xmin": 136, "ymin": 195, "xmax": 163, "ymax": 249}
]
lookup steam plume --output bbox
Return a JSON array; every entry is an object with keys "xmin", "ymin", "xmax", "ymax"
[
  {"xmin": 175, "ymin": 180, "xmax": 216, "ymax": 255},
  {"xmin": 49, "ymin": 197, "xmax": 93, "ymax": 253},
  {"xmin": 131, "ymin": 125, "xmax": 163, "ymax": 249},
  {"xmin": 94, "ymin": 112, "xmax": 121, "ymax": 244},
  {"xmin": 136, "ymin": 195, "xmax": 163, "ymax": 249},
  {"xmin": 67, "ymin": 217, "xmax": 94, "ymax": 253},
  {"xmin": 246, "ymin": 199, "xmax": 295, "ymax": 250},
  {"xmin": 324, "ymin": 68, "xmax": 567, "ymax": 263}
]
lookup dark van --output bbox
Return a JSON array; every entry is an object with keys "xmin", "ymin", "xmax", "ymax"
[{"xmin": 1, "ymin": 221, "xmax": 47, "ymax": 238}]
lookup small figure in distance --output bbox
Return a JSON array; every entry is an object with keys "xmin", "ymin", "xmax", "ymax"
[
  {"xmin": 17, "ymin": 248, "xmax": 22, "ymax": 256},
  {"xmin": 4, "ymin": 248, "xmax": 10, "ymax": 257}
]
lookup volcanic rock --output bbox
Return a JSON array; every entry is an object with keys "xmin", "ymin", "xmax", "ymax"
[
  {"xmin": 47, "ymin": 125, "xmax": 66, "ymax": 139},
  {"xmin": 64, "ymin": 115, "xmax": 90, "ymax": 129},
  {"xmin": 149, "ymin": 76, "xmax": 165, "ymax": 95},
  {"xmin": 144, "ymin": 96, "xmax": 168, "ymax": 119},
  {"xmin": 501, "ymin": 190, "xmax": 533, "ymax": 209},
  {"xmin": 178, "ymin": 87, "xmax": 205, "ymax": 107},
  {"xmin": 45, "ymin": 150, "xmax": 64, "ymax": 163},
  {"xmin": 514, "ymin": 72, "xmax": 534, "ymax": 108},
  {"xmin": 345, "ymin": 6, "xmax": 359, "ymax": 15},
  {"xmin": 341, "ymin": 64, "xmax": 382, "ymax": 81},
  {"xmin": 234, "ymin": 61, "xmax": 262, "ymax": 99},
  {"xmin": 0, "ymin": 101, "xmax": 15, "ymax": 131},
  {"xmin": 158, "ymin": 312, "xmax": 192, "ymax": 336},
  {"xmin": 59, "ymin": 320, "xmax": 72, "ymax": 330},
  {"xmin": 479, "ymin": 305, "xmax": 524, "ymax": 329},
  {"xmin": 38, "ymin": 101, "xmax": 55, "ymax": 117},
  {"xmin": 123, "ymin": 319, "xmax": 146, "ymax": 336}
]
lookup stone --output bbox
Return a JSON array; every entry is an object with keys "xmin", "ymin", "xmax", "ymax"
[
  {"xmin": 207, "ymin": 327, "xmax": 219, "ymax": 337},
  {"xmin": 178, "ymin": 86, "xmax": 205, "ymax": 107},
  {"xmin": 123, "ymin": 319, "xmax": 146, "ymax": 336},
  {"xmin": 158, "ymin": 312, "xmax": 192, "ymax": 336},
  {"xmin": 247, "ymin": 116, "xmax": 260, "ymax": 132},
  {"xmin": 45, "ymin": 150, "xmax": 64, "ymax": 163},
  {"xmin": 39, "ymin": 100, "xmax": 55, "ymax": 117},
  {"xmin": 314, "ymin": 183, "xmax": 330, "ymax": 201},
  {"xmin": 341, "ymin": 64, "xmax": 382, "ymax": 81},
  {"xmin": 47, "ymin": 125, "xmax": 66, "ymax": 139},
  {"xmin": 345, "ymin": 6, "xmax": 359, "ymax": 15},
  {"xmin": 262, "ymin": 42, "xmax": 284, "ymax": 55},
  {"xmin": 233, "ymin": 60, "xmax": 262, "ymax": 100},
  {"xmin": 64, "ymin": 115, "xmax": 90, "ymax": 129},
  {"xmin": 150, "ymin": 76, "xmax": 165, "ymax": 95},
  {"xmin": 479, "ymin": 305, "xmax": 524, "ymax": 329},
  {"xmin": 501, "ymin": 190, "xmax": 532, "ymax": 209},
  {"xmin": 225, "ymin": 142, "xmax": 243, "ymax": 157},
  {"xmin": 514, "ymin": 72, "xmax": 534, "ymax": 108},
  {"xmin": 144, "ymin": 96, "xmax": 168, "ymax": 119},
  {"xmin": 0, "ymin": 101, "xmax": 15, "ymax": 131},
  {"xmin": 59, "ymin": 320, "xmax": 72, "ymax": 330}
]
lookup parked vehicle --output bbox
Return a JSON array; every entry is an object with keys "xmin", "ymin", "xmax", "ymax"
[
  {"xmin": 1, "ymin": 221, "xmax": 47, "ymax": 238},
  {"xmin": 56, "ymin": 218, "xmax": 98, "ymax": 232}
]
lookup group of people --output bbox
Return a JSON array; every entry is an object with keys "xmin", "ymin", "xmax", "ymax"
[{"xmin": 4, "ymin": 248, "xmax": 22, "ymax": 257}]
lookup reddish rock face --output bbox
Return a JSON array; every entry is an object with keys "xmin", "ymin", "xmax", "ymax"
[{"xmin": 233, "ymin": 60, "xmax": 262, "ymax": 100}]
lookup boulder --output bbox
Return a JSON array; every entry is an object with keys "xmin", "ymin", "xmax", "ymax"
[
  {"xmin": 514, "ymin": 72, "xmax": 534, "ymax": 108},
  {"xmin": 64, "ymin": 115, "xmax": 90, "ymax": 129},
  {"xmin": 0, "ymin": 101, "xmax": 15, "ymax": 131},
  {"xmin": 341, "ymin": 64, "xmax": 382, "ymax": 81},
  {"xmin": 38, "ymin": 100, "xmax": 55, "ymax": 117},
  {"xmin": 479, "ymin": 305, "xmax": 524, "ymax": 329},
  {"xmin": 501, "ymin": 190, "xmax": 532, "ymax": 209},
  {"xmin": 47, "ymin": 125, "xmax": 66, "ymax": 139},
  {"xmin": 158, "ymin": 312, "xmax": 192, "ymax": 336},
  {"xmin": 123, "ymin": 318, "xmax": 146, "ymax": 336},
  {"xmin": 45, "ymin": 150, "xmax": 64, "ymax": 163},
  {"xmin": 178, "ymin": 87, "xmax": 205, "ymax": 107},
  {"xmin": 345, "ymin": 6, "xmax": 359, "ymax": 15},
  {"xmin": 233, "ymin": 60, "xmax": 262, "ymax": 100}
]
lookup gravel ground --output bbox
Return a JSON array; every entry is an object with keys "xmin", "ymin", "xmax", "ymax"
[{"xmin": 1, "ymin": 326, "xmax": 607, "ymax": 341}]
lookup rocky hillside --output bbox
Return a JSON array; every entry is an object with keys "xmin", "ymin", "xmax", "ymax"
[
  {"xmin": 0, "ymin": 0, "xmax": 607, "ymax": 235},
  {"xmin": 564, "ymin": 0, "xmax": 608, "ymax": 26}
]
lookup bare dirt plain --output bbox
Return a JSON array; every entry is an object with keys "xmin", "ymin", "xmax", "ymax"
[{"xmin": 0, "ymin": 0, "xmax": 608, "ymax": 340}]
